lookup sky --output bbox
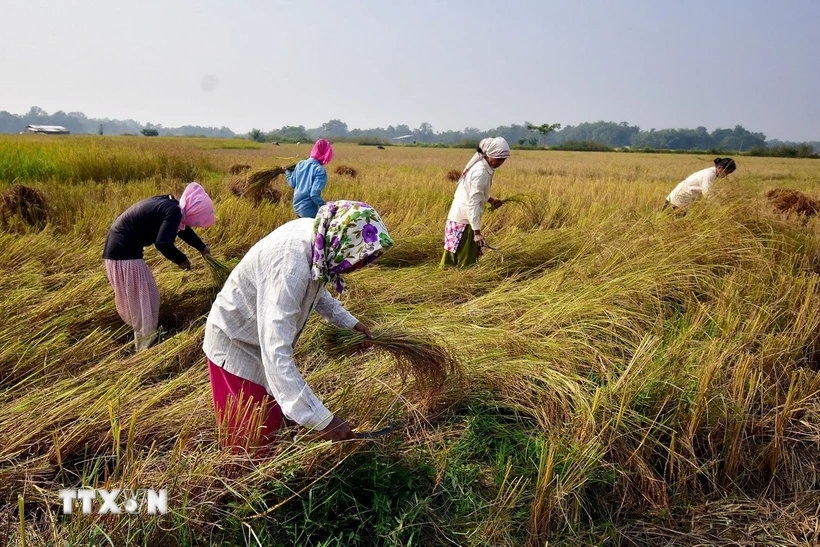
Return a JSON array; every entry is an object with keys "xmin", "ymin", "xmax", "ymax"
[{"xmin": 1, "ymin": 0, "xmax": 819, "ymax": 141}]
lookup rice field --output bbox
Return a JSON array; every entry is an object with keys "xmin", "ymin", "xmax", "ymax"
[{"xmin": 1, "ymin": 134, "xmax": 819, "ymax": 546}]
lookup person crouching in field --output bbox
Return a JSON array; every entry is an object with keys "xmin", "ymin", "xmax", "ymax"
[
  {"xmin": 286, "ymin": 138, "xmax": 334, "ymax": 218},
  {"xmin": 103, "ymin": 183, "xmax": 215, "ymax": 352},
  {"xmin": 440, "ymin": 137, "xmax": 510, "ymax": 268},
  {"xmin": 203, "ymin": 200, "xmax": 394, "ymax": 451},
  {"xmin": 664, "ymin": 157, "xmax": 737, "ymax": 214}
]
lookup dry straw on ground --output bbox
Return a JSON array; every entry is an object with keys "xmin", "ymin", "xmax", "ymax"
[
  {"xmin": 765, "ymin": 187, "xmax": 820, "ymax": 217},
  {"xmin": 0, "ymin": 184, "xmax": 50, "ymax": 228},
  {"xmin": 228, "ymin": 163, "xmax": 251, "ymax": 175},
  {"xmin": 334, "ymin": 165, "xmax": 358, "ymax": 178}
]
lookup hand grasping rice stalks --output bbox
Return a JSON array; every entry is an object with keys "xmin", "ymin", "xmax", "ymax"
[
  {"xmin": 487, "ymin": 193, "xmax": 532, "ymax": 211},
  {"xmin": 445, "ymin": 169, "xmax": 461, "ymax": 182},
  {"xmin": 334, "ymin": 165, "xmax": 358, "ymax": 178},
  {"xmin": 323, "ymin": 327, "xmax": 461, "ymax": 398}
]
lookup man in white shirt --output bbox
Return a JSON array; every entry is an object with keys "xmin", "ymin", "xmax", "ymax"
[
  {"xmin": 204, "ymin": 201, "xmax": 393, "ymax": 450},
  {"xmin": 665, "ymin": 157, "xmax": 737, "ymax": 212}
]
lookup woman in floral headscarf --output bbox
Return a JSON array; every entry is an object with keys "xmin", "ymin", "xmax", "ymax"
[
  {"xmin": 286, "ymin": 139, "xmax": 335, "ymax": 218},
  {"xmin": 440, "ymin": 137, "xmax": 510, "ymax": 268},
  {"xmin": 203, "ymin": 200, "xmax": 393, "ymax": 450},
  {"xmin": 103, "ymin": 182, "xmax": 215, "ymax": 351}
]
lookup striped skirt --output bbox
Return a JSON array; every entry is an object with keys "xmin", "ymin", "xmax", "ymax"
[{"xmin": 104, "ymin": 259, "xmax": 160, "ymax": 351}]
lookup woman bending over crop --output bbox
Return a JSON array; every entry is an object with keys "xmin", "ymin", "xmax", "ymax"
[
  {"xmin": 440, "ymin": 137, "xmax": 510, "ymax": 268},
  {"xmin": 286, "ymin": 139, "xmax": 334, "ymax": 218},
  {"xmin": 203, "ymin": 200, "xmax": 393, "ymax": 451},
  {"xmin": 103, "ymin": 182, "xmax": 215, "ymax": 351},
  {"xmin": 664, "ymin": 157, "xmax": 737, "ymax": 213}
]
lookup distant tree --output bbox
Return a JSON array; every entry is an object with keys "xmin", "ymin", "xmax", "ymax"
[
  {"xmin": 27, "ymin": 106, "xmax": 48, "ymax": 118},
  {"xmin": 98, "ymin": 124, "xmax": 104, "ymax": 136},
  {"xmin": 247, "ymin": 128, "xmax": 264, "ymax": 142},
  {"xmin": 527, "ymin": 122, "xmax": 561, "ymax": 146},
  {"xmin": 416, "ymin": 122, "xmax": 434, "ymax": 143},
  {"xmin": 141, "ymin": 128, "xmax": 159, "ymax": 137},
  {"xmin": 321, "ymin": 119, "xmax": 348, "ymax": 137}
]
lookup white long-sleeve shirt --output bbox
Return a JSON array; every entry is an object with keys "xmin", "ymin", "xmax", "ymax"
[
  {"xmin": 666, "ymin": 166, "xmax": 718, "ymax": 209},
  {"xmin": 203, "ymin": 218, "xmax": 359, "ymax": 430},
  {"xmin": 446, "ymin": 159, "xmax": 495, "ymax": 230}
]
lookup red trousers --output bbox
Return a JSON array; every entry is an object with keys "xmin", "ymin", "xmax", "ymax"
[{"xmin": 208, "ymin": 359, "xmax": 284, "ymax": 453}]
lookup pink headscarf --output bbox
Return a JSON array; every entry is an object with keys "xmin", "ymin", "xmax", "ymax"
[
  {"xmin": 178, "ymin": 182, "xmax": 215, "ymax": 231},
  {"xmin": 310, "ymin": 139, "xmax": 334, "ymax": 165}
]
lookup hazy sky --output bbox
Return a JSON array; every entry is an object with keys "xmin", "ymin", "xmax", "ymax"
[{"xmin": 2, "ymin": 1, "xmax": 819, "ymax": 141}]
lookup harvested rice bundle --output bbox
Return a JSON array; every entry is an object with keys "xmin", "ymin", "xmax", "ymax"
[
  {"xmin": 229, "ymin": 162, "xmax": 297, "ymax": 206},
  {"xmin": 0, "ymin": 184, "xmax": 50, "ymax": 228},
  {"xmin": 204, "ymin": 254, "xmax": 233, "ymax": 296},
  {"xmin": 229, "ymin": 163, "xmax": 251, "ymax": 175},
  {"xmin": 225, "ymin": 175, "xmax": 282, "ymax": 206},
  {"xmin": 323, "ymin": 327, "xmax": 460, "ymax": 394},
  {"xmin": 334, "ymin": 165, "xmax": 358, "ymax": 178},
  {"xmin": 445, "ymin": 169, "xmax": 461, "ymax": 182},
  {"xmin": 765, "ymin": 188, "xmax": 820, "ymax": 217},
  {"xmin": 247, "ymin": 164, "xmax": 291, "ymax": 189}
]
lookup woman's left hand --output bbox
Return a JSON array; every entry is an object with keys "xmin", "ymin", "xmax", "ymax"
[
  {"xmin": 353, "ymin": 322, "xmax": 373, "ymax": 339},
  {"xmin": 488, "ymin": 197, "xmax": 503, "ymax": 209}
]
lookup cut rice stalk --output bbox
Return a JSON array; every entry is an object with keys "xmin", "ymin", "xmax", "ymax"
[{"xmin": 323, "ymin": 327, "xmax": 460, "ymax": 394}]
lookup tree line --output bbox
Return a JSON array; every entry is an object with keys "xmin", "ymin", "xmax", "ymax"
[
  {"xmin": 252, "ymin": 119, "xmax": 818, "ymax": 154},
  {"xmin": 0, "ymin": 107, "xmax": 235, "ymax": 138},
  {"xmin": 2, "ymin": 106, "xmax": 817, "ymax": 154}
]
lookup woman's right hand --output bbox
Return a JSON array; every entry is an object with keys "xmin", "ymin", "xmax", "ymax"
[
  {"xmin": 178, "ymin": 259, "xmax": 192, "ymax": 270},
  {"xmin": 319, "ymin": 416, "xmax": 354, "ymax": 442},
  {"xmin": 473, "ymin": 231, "xmax": 487, "ymax": 248}
]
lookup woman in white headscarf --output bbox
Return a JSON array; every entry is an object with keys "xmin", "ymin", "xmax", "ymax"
[{"xmin": 440, "ymin": 137, "xmax": 511, "ymax": 268}]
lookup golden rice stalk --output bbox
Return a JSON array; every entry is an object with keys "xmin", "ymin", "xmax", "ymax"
[
  {"xmin": 204, "ymin": 254, "xmax": 232, "ymax": 295},
  {"xmin": 322, "ymin": 327, "xmax": 460, "ymax": 393}
]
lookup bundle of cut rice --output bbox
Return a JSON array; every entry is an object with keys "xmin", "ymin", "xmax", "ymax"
[
  {"xmin": 765, "ymin": 188, "xmax": 820, "ymax": 217},
  {"xmin": 445, "ymin": 169, "xmax": 461, "ymax": 182},
  {"xmin": 204, "ymin": 255, "xmax": 233, "ymax": 297},
  {"xmin": 334, "ymin": 165, "xmax": 358, "ymax": 178},
  {"xmin": 0, "ymin": 184, "xmax": 50, "ymax": 227},
  {"xmin": 323, "ymin": 327, "xmax": 460, "ymax": 394}
]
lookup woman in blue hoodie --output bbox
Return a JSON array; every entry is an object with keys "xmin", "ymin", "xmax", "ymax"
[{"xmin": 286, "ymin": 139, "xmax": 334, "ymax": 218}]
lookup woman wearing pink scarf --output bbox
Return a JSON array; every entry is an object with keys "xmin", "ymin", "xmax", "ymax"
[
  {"xmin": 103, "ymin": 182, "xmax": 216, "ymax": 351},
  {"xmin": 286, "ymin": 139, "xmax": 335, "ymax": 218}
]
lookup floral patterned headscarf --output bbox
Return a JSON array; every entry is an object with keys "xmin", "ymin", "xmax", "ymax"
[{"xmin": 311, "ymin": 200, "xmax": 393, "ymax": 294}]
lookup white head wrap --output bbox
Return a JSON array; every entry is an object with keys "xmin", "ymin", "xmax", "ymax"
[
  {"xmin": 458, "ymin": 137, "xmax": 511, "ymax": 181},
  {"xmin": 480, "ymin": 137, "xmax": 511, "ymax": 159}
]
